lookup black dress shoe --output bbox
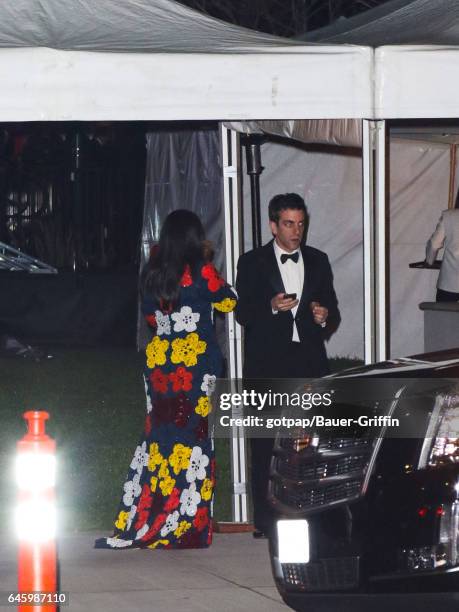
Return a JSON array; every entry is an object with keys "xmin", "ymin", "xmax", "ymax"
[{"xmin": 252, "ymin": 529, "xmax": 267, "ymax": 539}]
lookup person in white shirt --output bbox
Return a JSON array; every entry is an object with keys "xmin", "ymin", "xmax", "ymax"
[{"xmin": 426, "ymin": 201, "xmax": 459, "ymax": 302}]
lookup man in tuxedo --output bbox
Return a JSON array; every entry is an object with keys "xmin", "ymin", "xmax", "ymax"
[{"xmin": 235, "ymin": 193, "xmax": 339, "ymax": 537}]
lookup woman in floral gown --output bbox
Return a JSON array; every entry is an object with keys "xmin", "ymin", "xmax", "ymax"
[{"xmin": 95, "ymin": 210, "xmax": 237, "ymax": 549}]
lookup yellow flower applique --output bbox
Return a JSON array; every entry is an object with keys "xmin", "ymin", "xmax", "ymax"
[
  {"xmin": 158, "ymin": 459, "xmax": 170, "ymax": 480},
  {"xmin": 169, "ymin": 443, "xmax": 192, "ymax": 475},
  {"xmin": 195, "ymin": 396, "xmax": 212, "ymax": 417},
  {"xmin": 159, "ymin": 475, "xmax": 176, "ymax": 496},
  {"xmin": 150, "ymin": 476, "xmax": 158, "ymax": 492},
  {"xmin": 146, "ymin": 336, "xmax": 169, "ymax": 369},
  {"xmin": 212, "ymin": 298, "xmax": 236, "ymax": 313},
  {"xmin": 148, "ymin": 443, "xmax": 164, "ymax": 472},
  {"xmin": 170, "ymin": 332, "xmax": 206, "ymax": 367},
  {"xmin": 174, "ymin": 521, "xmax": 191, "ymax": 538},
  {"xmin": 115, "ymin": 510, "xmax": 129, "ymax": 531},
  {"xmin": 148, "ymin": 539, "xmax": 169, "ymax": 549},
  {"xmin": 201, "ymin": 478, "xmax": 214, "ymax": 501}
]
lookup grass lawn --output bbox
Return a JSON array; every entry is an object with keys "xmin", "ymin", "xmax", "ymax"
[{"xmin": 0, "ymin": 349, "xmax": 360, "ymax": 534}]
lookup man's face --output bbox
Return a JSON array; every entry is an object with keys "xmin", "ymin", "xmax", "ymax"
[{"xmin": 270, "ymin": 208, "xmax": 305, "ymax": 252}]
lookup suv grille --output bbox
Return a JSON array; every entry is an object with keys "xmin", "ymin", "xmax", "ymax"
[
  {"xmin": 270, "ymin": 433, "xmax": 375, "ymax": 513},
  {"xmin": 282, "ymin": 557, "xmax": 359, "ymax": 591},
  {"xmin": 273, "ymin": 478, "xmax": 363, "ymax": 511},
  {"xmin": 274, "ymin": 453, "xmax": 368, "ymax": 482}
]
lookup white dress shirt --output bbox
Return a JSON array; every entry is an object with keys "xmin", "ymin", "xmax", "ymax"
[
  {"xmin": 273, "ymin": 241, "xmax": 304, "ymax": 342},
  {"xmin": 426, "ymin": 208, "xmax": 459, "ymax": 293}
]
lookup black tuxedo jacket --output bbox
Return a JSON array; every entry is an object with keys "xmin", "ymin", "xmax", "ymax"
[{"xmin": 235, "ymin": 240, "xmax": 340, "ymax": 379}]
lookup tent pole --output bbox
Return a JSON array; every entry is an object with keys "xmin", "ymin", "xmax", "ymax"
[
  {"xmin": 362, "ymin": 119, "xmax": 388, "ymax": 363},
  {"xmin": 243, "ymin": 136, "xmax": 264, "ymax": 249},
  {"xmin": 362, "ymin": 120, "xmax": 375, "ymax": 364},
  {"xmin": 448, "ymin": 144, "xmax": 457, "ymax": 209},
  {"xmin": 220, "ymin": 124, "xmax": 248, "ymax": 523},
  {"xmin": 374, "ymin": 119, "xmax": 389, "ymax": 361}
]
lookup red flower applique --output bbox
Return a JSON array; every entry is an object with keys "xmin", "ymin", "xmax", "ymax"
[
  {"xmin": 180, "ymin": 265, "xmax": 193, "ymax": 287},
  {"xmin": 140, "ymin": 512, "xmax": 167, "ymax": 542},
  {"xmin": 193, "ymin": 507, "xmax": 209, "ymax": 532},
  {"xmin": 201, "ymin": 263, "xmax": 225, "ymax": 292},
  {"xmin": 144, "ymin": 415, "xmax": 152, "ymax": 436},
  {"xmin": 176, "ymin": 529, "xmax": 204, "ymax": 549},
  {"xmin": 195, "ymin": 417, "xmax": 208, "ymax": 441},
  {"xmin": 137, "ymin": 484, "xmax": 152, "ymax": 512},
  {"xmin": 135, "ymin": 485, "xmax": 153, "ymax": 529},
  {"xmin": 164, "ymin": 487, "xmax": 181, "ymax": 512},
  {"xmin": 150, "ymin": 368, "xmax": 169, "ymax": 394},
  {"xmin": 174, "ymin": 392, "xmax": 193, "ymax": 428},
  {"xmin": 153, "ymin": 393, "xmax": 193, "ymax": 428},
  {"xmin": 135, "ymin": 509, "xmax": 150, "ymax": 531},
  {"xmin": 145, "ymin": 313, "xmax": 157, "ymax": 328},
  {"xmin": 169, "ymin": 366, "xmax": 193, "ymax": 393}
]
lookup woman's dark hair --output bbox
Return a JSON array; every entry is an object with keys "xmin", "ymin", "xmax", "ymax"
[{"xmin": 141, "ymin": 210, "xmax": 206, "ymax": 308}]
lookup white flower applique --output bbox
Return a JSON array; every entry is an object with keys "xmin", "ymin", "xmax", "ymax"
[
  {"xmin": 179, "ymin": 482, "xmax": 201, "ymax": 517},
  {"xmin": 186, "ymin": 446, "xmax": 209, "ymax": 483},
  {"xmin": 130, "ymin": 441, "xmax": 148, "ymax": 475},
  {"xmin": 136, "ymin": 523, "xmax": 149, "ymax": 540},
  {"xmin": 171, "ymin": 306, "xmax": 200, "ymax": 333},
  {"xmin": 201, "ymin": 374, "xmax": 216, "ymax": 396},
  {"xmin": 143, "ymin": 376, "xmax": 152, "ymax": 413},
  {"xmin": 123, "ymin": 473, "xmax": 141, "ymax": 506},
  {"xmin": 106, "ymin": 537, "xmax": 133, "ymax": 548},
  {"xmin": 126, "ymin": 504, "xmax": 137, "ymax": 531},
  {"xmin": 155, "ymin": 310, "xmax": 171, "ymax": 336},
  {"xmin": 160, "ymin": 511, "xmax": 180, "ymax": 537}
]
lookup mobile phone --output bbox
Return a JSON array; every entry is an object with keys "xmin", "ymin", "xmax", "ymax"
[{"xmin": 284, "ymin": 293, "xmax": 297, "ymax": 300}]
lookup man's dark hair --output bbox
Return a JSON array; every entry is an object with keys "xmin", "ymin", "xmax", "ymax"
[{"xmin": 268, "ymin": 193, "xmax": 307, "ymax": 223}]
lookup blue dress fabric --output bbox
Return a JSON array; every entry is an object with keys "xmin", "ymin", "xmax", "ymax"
[{"xmin": 95, "ymin": 262, "xmax": 237, "ymax": 549}]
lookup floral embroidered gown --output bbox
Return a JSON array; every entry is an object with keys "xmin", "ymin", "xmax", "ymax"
[{"xmin": 95, "ymin": 262, "xmax": 237, "ymax": 549}]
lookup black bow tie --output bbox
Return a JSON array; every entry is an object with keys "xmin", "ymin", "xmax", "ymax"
[{"xmin": 280, "ymin": 252, "xmax": 299, "ymax": 264}]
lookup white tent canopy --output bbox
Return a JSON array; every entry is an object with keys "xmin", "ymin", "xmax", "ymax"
[
  {"xmin": 3, "ymin": 0, "xmax": 459, "ymax": 523},
  {"xmin": 301, "ymin": 0, "xmax": 459, "ymax": 119},
  {"xmin": 0, "ymin": 0, "xmax": 373, "ymax": 121}
]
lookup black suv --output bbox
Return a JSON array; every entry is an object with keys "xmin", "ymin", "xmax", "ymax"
[{"xmin": 268, "ymin": 349, "xmax": 459, "ymax": 612}]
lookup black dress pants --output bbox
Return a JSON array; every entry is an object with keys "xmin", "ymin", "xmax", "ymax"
[{"xmin": 248, "ymin": 341, "xmax": 320, "ymax": 533}]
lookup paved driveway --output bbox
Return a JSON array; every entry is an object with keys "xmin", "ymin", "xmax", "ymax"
[{"xmin": 0, "ymin": 532, "xmax": 290, "ymax": 611}]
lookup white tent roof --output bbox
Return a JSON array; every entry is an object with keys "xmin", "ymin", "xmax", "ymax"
[
  {"xmin": 302, "ymin": 0, "xmax": 459, "ymax": 46},
  {"xmin": 303, "ymin": 0, "xmax": 459, "ymax": 119},
  {"xmin": 0, "ymin": 0, "xmax": 373, "ymax": 121}
]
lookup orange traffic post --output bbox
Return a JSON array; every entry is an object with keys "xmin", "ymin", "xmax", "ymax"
[{"xmin": 16, "ymin": 411, "xmax": 57, "ymax": 612}]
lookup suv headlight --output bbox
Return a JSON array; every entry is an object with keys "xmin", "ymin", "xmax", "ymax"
[{"xmin": 419, "ymin": 390, "xmax": 459, "ymax": 469}]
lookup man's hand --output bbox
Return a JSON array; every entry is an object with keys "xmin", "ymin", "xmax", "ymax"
[
  {"xmin": 271, "ymin": 293, "xmax": 299, "ymax": 312},
  {"xmin": 310, "ymin": 301, "xmax": 328, "ymax": 326}
]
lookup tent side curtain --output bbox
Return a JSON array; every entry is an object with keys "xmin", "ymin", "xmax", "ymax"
[
  {"xmin": 225, "ymin": 119, "xmax": 362, "ymax": 148},
  {"xmin": 138, "ymin": 128, "xmax": 224, "ymax": 349}
]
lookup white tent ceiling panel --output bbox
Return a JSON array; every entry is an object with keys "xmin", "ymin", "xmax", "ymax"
[
  {"xmin": 375, "ymin": 45, "xmax": 459, "ymax": 118},
  {"xmin": 0, "ymin": 46, "xmax": 373, "ymax": 121}
]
